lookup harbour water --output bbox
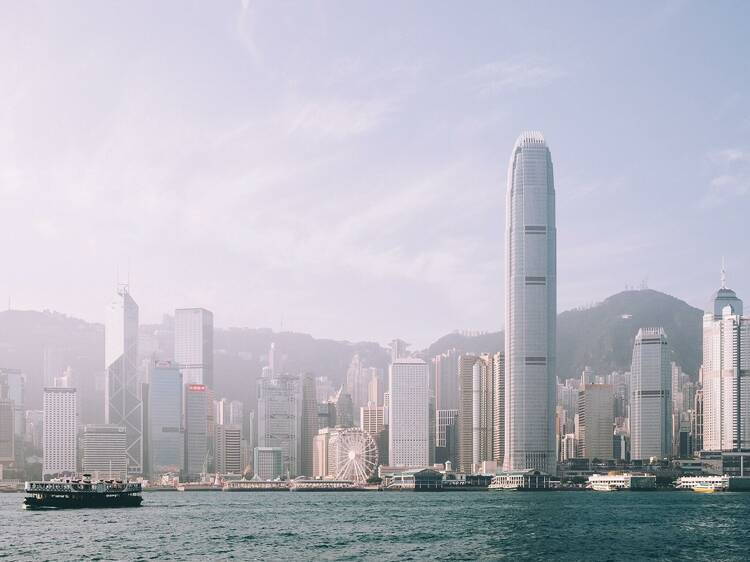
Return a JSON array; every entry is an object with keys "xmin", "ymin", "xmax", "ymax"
[{"xmin": 2, "ymin": 491, "xmax": 749, "ymax": 561}]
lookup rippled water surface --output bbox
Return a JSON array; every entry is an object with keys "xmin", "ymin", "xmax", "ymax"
[{"xmin": 2, "ymin": 491, "xmax": 749, "ymax": 561}]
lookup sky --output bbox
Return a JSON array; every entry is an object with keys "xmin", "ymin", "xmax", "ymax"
[{"xmin": 1, "ymin": 1, "xmax": 748, "ymax": 347}]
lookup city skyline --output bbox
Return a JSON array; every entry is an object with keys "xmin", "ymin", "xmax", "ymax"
[{"xmin": 1, "ymin": 2, "xmax": 748, "ymax": 347}]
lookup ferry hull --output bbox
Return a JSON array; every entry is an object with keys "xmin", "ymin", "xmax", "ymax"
[{"xmin": 24, "ymin": 493, "xmax": 143, "ymax": 510}]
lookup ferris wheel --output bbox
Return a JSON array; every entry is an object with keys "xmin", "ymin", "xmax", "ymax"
[{"xmin": 330, "ymin": 429, "xmax": 378, "ymax": 483}]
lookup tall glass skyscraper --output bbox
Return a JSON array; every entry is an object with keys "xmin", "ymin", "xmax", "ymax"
[
  {"xmin": 630, "ymin": 328, "xmax": 672, "ymax": 460},
  {"xmin": 147, "ymin": 361, "xmax": 184, "ymax": 476},
  {"xmin": 702, "ymin": 278, "xmax": 750, "ymax": 452},
  {"xmin": 257, "ymin": 375, "xmax": 302, "ymax": 477},
  {"xmin": 174, "ymin": 308, "xmax": 214, "ymax": 388},
  {"xmin": 105, "ymin": 285, "xmax": 142, "ymax": 475},
  {"xmin": 504, "ymin": 131, "xmax": 557, "ymax": 474}
]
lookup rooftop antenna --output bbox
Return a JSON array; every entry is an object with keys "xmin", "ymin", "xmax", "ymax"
[{"xmin": 721, "ymin": 257, "xmax": 727, "ymax": 289}]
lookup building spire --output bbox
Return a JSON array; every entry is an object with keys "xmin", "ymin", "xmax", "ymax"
[{"xmin": 721, "ymin": 257, "xmax": 727, "ymax": 289}]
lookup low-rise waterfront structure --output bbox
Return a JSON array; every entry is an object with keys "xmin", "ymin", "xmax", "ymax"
[{"xmin": 587, "ymin": 473, "xmax": 656, "ymax": 491}]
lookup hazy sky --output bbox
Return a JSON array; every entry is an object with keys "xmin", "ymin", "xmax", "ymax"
[{"xmin": 1, "ymin": 1, "xmax": 748, "ymax": 346}]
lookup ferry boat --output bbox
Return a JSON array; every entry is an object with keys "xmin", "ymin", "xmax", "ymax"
[
  {"xmin": 675, "ymin": 475, "xmax": 728, "ymax": 492},
  {"xmin": 223, "ymin": 478, "xmax": 289, "ymax": 492},
  {"xmin": 24, "ymin": 475, "xmax": 142, "ymax": 509},
  {"xmin": 289, "ymin": 478, "xmax": 365, "ymax": 492},
  {"xmin": 692, "ymin": 483, "xmax": 723, "ymax": 494},
  {"xmin": 590, "ymin": 482, "xmax": 620, "ymax": 492}
]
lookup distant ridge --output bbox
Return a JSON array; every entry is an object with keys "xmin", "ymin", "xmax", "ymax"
[
  {"xmin": 0, "ymin": 289, "xmax": 703, "ymax": 413},
  {"xmin": 426, "ymin": 289, "xmax": 703, "ymax": 378}
]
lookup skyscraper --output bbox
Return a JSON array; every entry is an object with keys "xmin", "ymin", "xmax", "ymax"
[
  {"xmin": 630, "ymin": 328, "xmax": 672, "ymax": 461},
  {"xmin": 388, "ymin": 358, "xmax": 429, "ymax": 467},
  {"xmin": 432, "ymin": 349, "xmax": 460, "ymax": 411},
  {"xmin": 81, "ymin": 424, "xmax": 127, "ymax": 480},
  {"xmin": 577, "ymin": 384, "xmax": 614, "ymax": 461},
  {"xmin": 215, "ymin": 424, "xmax": 242, "ymax": 474},
  {"xmin": 701, "ymin": 277, "xmax": 750, "ymax": 452},
  {"xmin": 147, "ymin": 361, "xmax": 184, "ymax": 476},
  {"xmin": 491, "ymin": 352, "xmax": 505, "ymax": 467},
  {"xmin": 184, "ymin": 384, "xmax": 208, "ymax": 480},
  {"xmin": 174, "ymin": 308, "xmax": 214, "ymax": 388},
  {"xmin": 257, "ymin": 375, "xmax": 302, "ymax": 477},
  {"xmin": 504, "ymin": 131, "xmax": 557, "ymax": 474},
  {"xmin": 457, "ymin": 354, "xmax": 481, "ymax": 472},
  {"xmin": 300, "ymin": 375, "xmax": 318, "ymax": 477},
  {"xmin": 0, "ymin": 394, "xmax": 14, "ymax": 464},
  {"xmin": 43, "ymin": 387, "xmax": 77, "ymax": 479},
  {"xmin": 105, "ymin": 285, "xmax": 142, "ymax": 475}
]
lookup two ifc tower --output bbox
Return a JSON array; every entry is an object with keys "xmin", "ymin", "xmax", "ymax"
[{"xmin": 504, "ymin": 131, "xmax": 557, "ymax": 474}]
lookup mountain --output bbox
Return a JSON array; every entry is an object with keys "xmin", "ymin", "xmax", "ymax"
[
  {"xmin": 0, "ymin": 310, "xmax": 389, "ymax": 415},
  {"xmin": 0, "ymin": 289, "xmax": 704, "ymax": 416},
  {"xmin": 426, "ymin": 289, "xmax": 704, "ymax": 378}
]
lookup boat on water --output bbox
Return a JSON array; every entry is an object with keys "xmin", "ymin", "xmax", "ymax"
[
  {"xmin": 692, "ymin": 483, "xmax": 723, "ymax": 494},
  {"xmin": 24, "ymin": 475, "xmax": 142, "ymax": 509},
  {"xmin": 590, "ymin": 482, "xmax": 621, "ymax": 492}
]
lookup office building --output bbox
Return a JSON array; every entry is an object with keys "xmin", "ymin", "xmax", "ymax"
[
  {"xmin": 388, "ymin": 358, "xmax": 429, "ymax": 467},
  {"xmin": 701, "ymin": 277, "xmax": 750, "ymax": 452},
  {"xmin": 630, "ymin": 328, "xmax": 672, "ymax": 460},
  {"xmin": 577, "ymin": 384, "xmax": 614, "ymax": 460},
  {"xmin": 433, "ymin": 350, "xmax": 460, "ymax": 411},
  {"xmin": 312, "ymin": 427, "xmax": 334, "ymax": 478},
  {"xmin": 257, "ymin": 375, "xmax": 301, "ymax": 477},
  {"xmin": 147, "ymin": 361, "xmax": 184, "ymax": 476},
  {"xmin": 0, "ymin": 369, "xmax": 25, "ymax": 437},
  {"xmin": 332, "ymin": 386, "xmax": 354, "ymax": 427},
  {"xmin": 504, "ymin": 131, "xmax": 557, "ymax": 474},
  {"xmin": 361, "ymin": 405, "xmax": 386, "ymax": 436},
  {"xmin": 216, "ymin": 424, "xmax": 242, "ymax": 474},
  {"xmin": 174, "ymin": 308, "xmax": 214, "ymax": 388},
  {"xmin": 0, "ymin": 397, "xmax": 13, "ymax": 464},
  {"xmin": 43, "ymin": 387, "xmax": 77, "ymax": 478},
  {"xmin": 253, "ymin": 446, "xmax": 283, "ymax": 480},
  {"xmin": 105, "ymin": 284, "xmax": 142, "ymax": 475},
  {"xmin": 435, "ymin": 408, "xmax": 459, "ymax": 465},
  {"xmin": 81, "ymin": 424, "xmax": 127, "ymax": 480},
  {"xmin": 300, "ymin": 375, "xmax": 318, "ymax": 477},
  {"xmin": 184, "ymin": 383, "xmax": 208, "ymax": 479}
]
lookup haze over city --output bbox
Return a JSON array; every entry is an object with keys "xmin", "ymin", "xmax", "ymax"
[{"xmin": 1, "ymin": 1, "xmax": 748, "ymax": 346}]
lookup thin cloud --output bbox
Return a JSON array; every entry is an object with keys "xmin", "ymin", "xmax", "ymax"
[
  {"xmin": 467, "ymin": 56, "xmax": 564, "ymax": 95},
  {"xmin": 702, "ymin": 148, "xmax": 750, "ymax": 206}
]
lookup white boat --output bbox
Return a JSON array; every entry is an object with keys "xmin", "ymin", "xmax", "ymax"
[
  {"xmin": 692, "ymin": 483, "xmax": 723, "ymax": 494},
  {"xmin": 590, "ymin": 482, "xmax": 620, "ymax": 492}
]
